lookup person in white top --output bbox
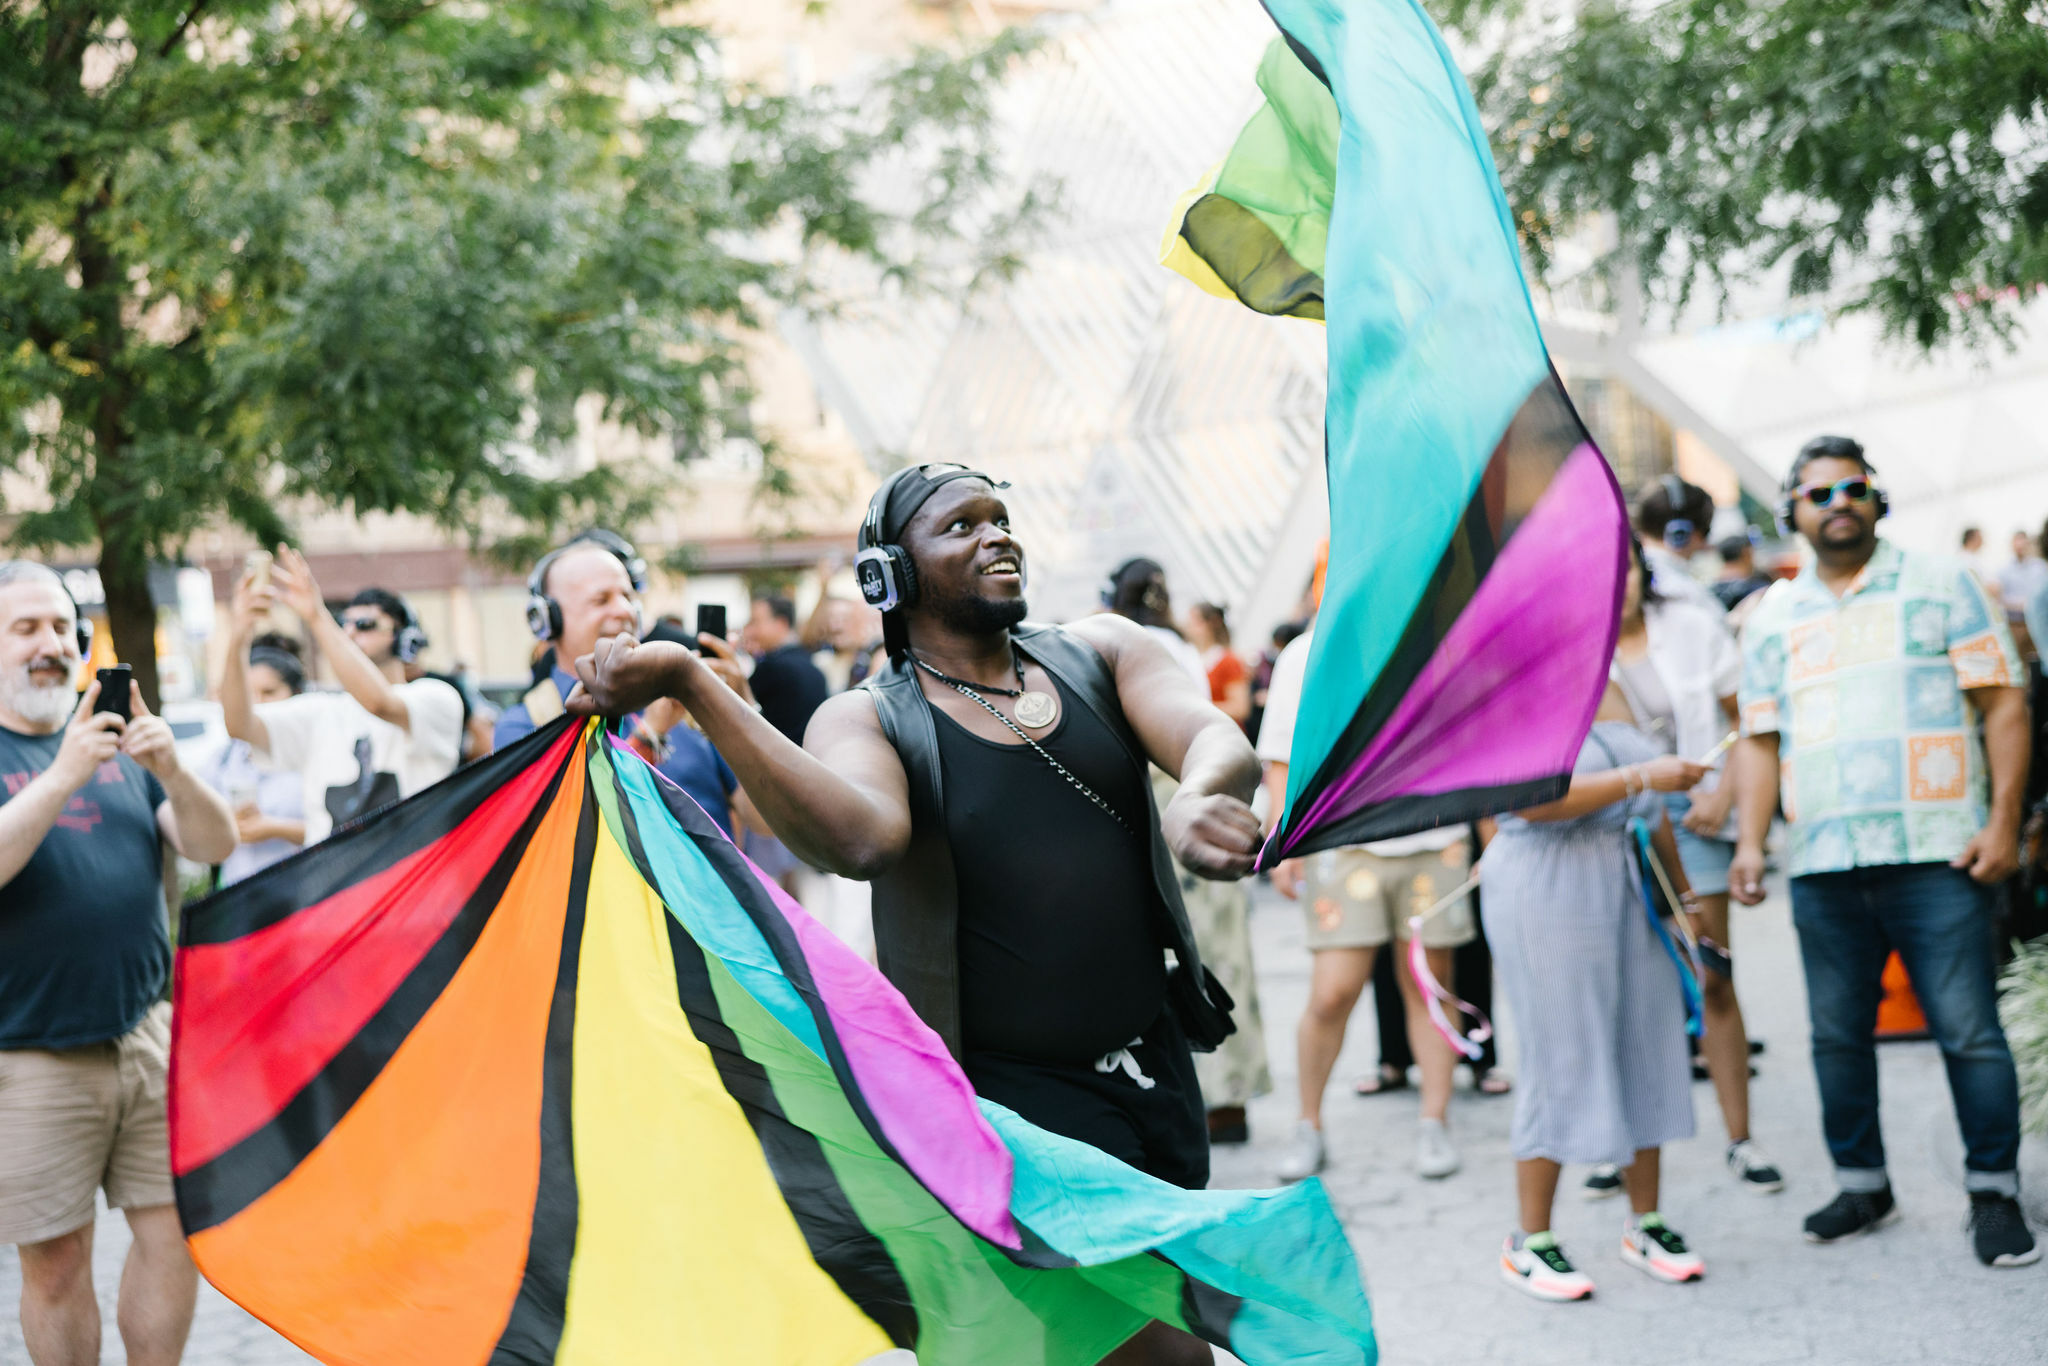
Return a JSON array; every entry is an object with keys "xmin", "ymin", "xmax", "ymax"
[
  {"xmin": 1258, "ymin": 625, "xmax": 1473, "ymax": 1184},
  {"xmin": 222, "ymin": 548, "xmax": 465, "ymax": 846},
  {"xmin": 1605, "ymin": 537, "xmax": 1784, "ymax": 1197},
  {"xmin": 1996, "ymin": 528, "xmax": 2048, "ymax": 625},
  {"xmin": 1635, "ymin": 474, "xmax": 1726, "ymax": 615}
]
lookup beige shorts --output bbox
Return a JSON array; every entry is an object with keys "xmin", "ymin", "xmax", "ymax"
[
  {"xmin": 1302, "ymin": 845, "xmax": 1476, "ymax": 950},
  {"xmin": 0, "ymin": 1003, "xmax": 174, "ymax": 1245}
]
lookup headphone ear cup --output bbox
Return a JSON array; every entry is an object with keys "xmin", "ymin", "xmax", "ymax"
[
  {"xmin": 76, "ymin": 617, "xmax": 93, "ymax": 658},
  {"xmin": 1873, "ymin": 488, "xmax": 1890, "ymax": 520},
  {"xmin": 525, "ymin": 594, "xmax": 561, "ymax": 641},
  {"xmin": 893, "ymin": 546, "xmax": 920, "ymax": 611}
]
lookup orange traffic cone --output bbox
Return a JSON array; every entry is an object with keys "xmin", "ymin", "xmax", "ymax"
[{"xmin": 1874, "ymin": 951, "xmax": 1929, "ymax": 1041}]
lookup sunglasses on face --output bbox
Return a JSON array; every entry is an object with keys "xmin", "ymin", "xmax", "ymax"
[
  {"xmin": 339, "ymin": 614, "xmax": 389, "ymax": 633},
  {"xmin": 1794, "ymin": 477, "xmax": 1877, "ymax": 508}
]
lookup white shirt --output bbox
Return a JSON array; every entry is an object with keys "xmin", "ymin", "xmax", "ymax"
[
  {"xmin": 256, "ymin": 680, "xmax": 464, "ymax": 845},
  {"xmin": 1996, "ymin": 557, "xmax": 2048, "ymax": 615},
  {"xmin": 1645, "ymin": 542, "xmax": 1725, "ymax": 615},
  {"xmin": 1636, "ymin": 597, "xmax": 1744, "ymax": 839},
  {"xmin": 1256, "ymin": 627, "xmax": 1462, "ymax": 857}
]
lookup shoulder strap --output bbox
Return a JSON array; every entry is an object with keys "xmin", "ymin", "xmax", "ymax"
[
  {"xmin": 1606, "ymin": 660, "xmax": 1648, "ymax": 730},
  {"xmin": 1012, "ymin": 624, "xmax": 1136, "ymax": 760},
  {"xmin": 521, "ymin": 677, "xmax": 565, "ymax": 727}
]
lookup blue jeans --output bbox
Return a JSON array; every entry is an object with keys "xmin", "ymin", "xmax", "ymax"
[{"xmin": 1789, "ymin": 863, "xmax": 2022, "ymax": 1195}]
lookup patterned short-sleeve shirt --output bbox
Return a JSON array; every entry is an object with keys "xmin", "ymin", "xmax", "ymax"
[{"xmin": 1738, "ymin": 539, "xmax": 2021, "ymax": 876}]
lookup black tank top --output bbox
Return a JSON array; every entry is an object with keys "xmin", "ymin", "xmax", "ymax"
[{"xmin": 931, "ymin": 672, "xmax": 1167, "ymax": 1063}]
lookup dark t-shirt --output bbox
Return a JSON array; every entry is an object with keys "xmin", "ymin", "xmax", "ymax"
[
  {"xmin": 751, "ymin": 643, "xmax": 830, "ymax": 745},
  {"xmin": 934, "ymin": 674, "xmax": 1167, "ymax": 1064},
  {"xmin": 1712, "ymin": 572, "xmax": 1774, "ymax": 611},
  {"xmin": 0, "ymin": 723, "xmax": 170, "ymax": 1049}
]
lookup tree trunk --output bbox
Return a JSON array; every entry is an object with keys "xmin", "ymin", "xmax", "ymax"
[
  {"xmin": 96, "ymin": 539, "xmax": 163, "ymax": 712},
  {"xmin": 72, "ymin": 177, "xmax": 163, "ymax": 709}
]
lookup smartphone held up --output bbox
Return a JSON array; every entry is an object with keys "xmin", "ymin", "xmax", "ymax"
[{"xmin": 94, "ymin": 664, "xmax": 133, "ymax": 722}]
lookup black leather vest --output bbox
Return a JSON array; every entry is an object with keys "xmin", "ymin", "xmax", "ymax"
[{"xmin": 861, "ymin": 622, "xmax": 1236, "ymax": 1060}]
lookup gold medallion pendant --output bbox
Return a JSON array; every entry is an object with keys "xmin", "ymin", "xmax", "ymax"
[{"xmin": 1013, "ymin": 690, "xmax": 1058, "ymax": 729}]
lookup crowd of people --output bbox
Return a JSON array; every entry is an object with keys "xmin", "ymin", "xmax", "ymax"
[{"xmin": 0, "ymin": 438, "xmax": 2042, "ymax": 1365}]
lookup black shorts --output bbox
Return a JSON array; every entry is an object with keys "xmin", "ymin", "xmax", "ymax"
[{"xmin": 964, "ymin": 1009, "xmax": 1209, "ymax": 1190}]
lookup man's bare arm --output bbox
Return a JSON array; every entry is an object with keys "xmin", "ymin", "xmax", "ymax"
[
  {"xmin": 1727, "ymin": 732, "xmax": 1780, "ymax": 905},
  {"xmin": 1068, "ymin": 614, "xmax": 1258, "ymax": 799},
  {"xmin": 1069, "ymin": 614, "xmax": 1261, "ymax": 877},
  {"xmin": 1953, "ymin": 685, "xmax": 2028, "ymax": 883},
  {"xmin": 0, "ymin": 686, "xmax": 122, "ymax": 889},
  {"xmin": 571, "ymin": 637, "xmax": 912, "ymax": 879}
]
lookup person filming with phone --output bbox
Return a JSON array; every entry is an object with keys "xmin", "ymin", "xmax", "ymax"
[
  {"xmin": 222, "ymin": 548, "xmax": 463, "ymax": 845},
  {"xmin": 0, "ymin": 560, "xmax": 234, "ymax": 1366}
]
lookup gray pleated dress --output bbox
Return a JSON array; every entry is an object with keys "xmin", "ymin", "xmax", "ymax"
[{"xmin": 1483, "ymin": 722, "xmax": 1695, "ymax": 1167}]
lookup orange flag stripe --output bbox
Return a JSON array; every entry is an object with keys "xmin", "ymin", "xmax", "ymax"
[{"xmin": 186, "ymin": 744, "xmax": 587, "ymax": 1366}]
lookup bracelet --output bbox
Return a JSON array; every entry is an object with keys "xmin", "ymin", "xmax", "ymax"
[
  {"xmin": 1678, "ymin": 889, "xmax": 1700, "ymax": 909},
  {"xmin": 1620, "ymin": 765, "xmax": 1641, "ymax": 798}
]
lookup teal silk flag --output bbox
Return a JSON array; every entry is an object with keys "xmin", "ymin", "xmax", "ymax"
[{"xmin": 1164, "ymin": 1, "xmax": 1630, "ymax": 864}]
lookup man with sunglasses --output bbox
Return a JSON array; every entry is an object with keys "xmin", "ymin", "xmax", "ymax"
[
  {"xmin": 223, "ymin": 547, "xmax": 464, "ymax": 846},
  {"xmin": 1730, "ymin": 436, "xmax": 2037, "ymax": 1268}
]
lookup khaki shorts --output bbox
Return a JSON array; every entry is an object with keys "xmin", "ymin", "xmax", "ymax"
[
  {"xmin": 1302, "ymin": 845, "xmax": 1476, "ymax": 950},
  {"xmin": 0, "ymin": 1003, "xmax": 174, "ymax": 1245}
]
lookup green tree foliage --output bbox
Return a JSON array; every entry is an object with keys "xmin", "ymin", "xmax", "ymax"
[
  {"xmin": 1, "ymin": 1, "xmax": 1031, "ymax": 701},
  {"xmin": 1440, "ymin": 0, "xmax": 2048, "ymax": 349}
]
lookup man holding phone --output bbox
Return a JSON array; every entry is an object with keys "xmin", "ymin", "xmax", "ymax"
[
  {"xmin": 223, "ymin": 548, "xmax": 464, "ymax": 844},
  {"xmin": 0, "ymin": 561, "xmax": 235, "ymax": 1366}
]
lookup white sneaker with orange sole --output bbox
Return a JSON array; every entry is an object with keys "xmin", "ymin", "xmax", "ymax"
[
  {"xmin": 1500, "ymin": 1233, "xmax": 1595, "ymax": 1302},
  {"xmin": 1620, "ymin": 1214, "xmax": 1705, "ymax": 1283}
]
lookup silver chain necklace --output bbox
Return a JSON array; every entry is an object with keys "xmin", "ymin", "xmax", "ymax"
[{"xmin": 910, "ymin": 654, "xmax": 1131, "ymax": 834}]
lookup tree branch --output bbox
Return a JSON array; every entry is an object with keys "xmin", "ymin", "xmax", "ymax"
[{"xmin": 157, "ymin": 0, "xmax": 210, "ymax": 58}]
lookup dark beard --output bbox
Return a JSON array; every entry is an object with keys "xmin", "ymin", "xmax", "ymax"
[
  {"xmin": 927, "ymin": 583, "xmax": 1027, "ymax": 636},
  {"xmin": 1814, "ymin": 517, "xmax": 1877, "ymax": 557}
]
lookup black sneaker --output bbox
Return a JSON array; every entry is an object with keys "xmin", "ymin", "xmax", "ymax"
[
  {"xmin": 1967, "ymin": 1192, "xmax": 2042, "ymax": 1268},
  {"xmin": 1726, "ymin": 1140, "xmax": 1786, "ymax": 1194},
  {"xmin": 1804, "ymin": 1187, "xmax": 1898, "ymax": 1243},
  {"xmin": 1582, "ymin": 1164, "xmax": 1624, "ymax": 1200}
]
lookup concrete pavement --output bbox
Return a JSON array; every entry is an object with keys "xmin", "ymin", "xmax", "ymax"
[
  {"xmin": 1210, "ymin": 877, "xmax": 2048, "ymax": 1366},
  {"xmin": 4, "ymin": 879, "xmax": 2043, "ymax": 1365}
]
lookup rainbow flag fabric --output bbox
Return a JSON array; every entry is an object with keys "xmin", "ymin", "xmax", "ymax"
[
  {"xmin": 1162, "ymin": 0, "xmax": 1631, "ymax": 865},
  {"xmin": 170, "ymin": 719, "xmax": 1375, "ymax": 1365}
]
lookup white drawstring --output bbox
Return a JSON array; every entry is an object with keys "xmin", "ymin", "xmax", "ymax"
[{"xmin": 1094, "ymin": 1039, "xmax": 1156, "ymax": 1089}]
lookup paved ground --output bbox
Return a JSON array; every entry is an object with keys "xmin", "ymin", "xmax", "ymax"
[
  {"xmin": 4, "ymin": 877, "xmax": 2043, "ymax": 1365},
  {"xmin": 1209, "ymin": 876, "xmax": 2048, "ymax": 1366}
]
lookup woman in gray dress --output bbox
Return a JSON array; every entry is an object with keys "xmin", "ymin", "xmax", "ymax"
[{"xmin": 1487, "ymin": 557, "xmax": 1714, "ymax": 1302}]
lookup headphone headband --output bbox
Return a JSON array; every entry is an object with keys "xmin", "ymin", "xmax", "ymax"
[
  {"xmin": 855, "ymin": 465, "xmax": 1005, "ymax": 623},
  {"xmin": 526, "ymin": 529, "xmax": 648, "ymax": 597}
]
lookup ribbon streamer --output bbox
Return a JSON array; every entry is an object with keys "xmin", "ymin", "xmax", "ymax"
[
  {"xmin": 1403, "ymin": 870, "xmax": 1491, "ymax": 1061},
  {"xmin": 1628, "ymin": 817, "xmax": 1705, "ymax": 1037}
]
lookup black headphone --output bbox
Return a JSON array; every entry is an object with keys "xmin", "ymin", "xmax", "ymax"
[
  {"xmin": 1775, "ymin": 436, "xmax": 1889, "ymax": 535},
  {"xmin": 392, "ymin": 600, "xmax": 428, "ymax": 666},
  {"xmin": 1659, "ymin": 473, "xmax": 1697, "ymax": 550},
  {"xmin": 0, "ymin": 562, "xmax": 92, "ymax": 656},
  {"xmin": 854, "ymin": 469, "xmax": 924, "ymax": 615},
  {"xmin": 1100, "ymin": 557, "xmax": 1169, "ymax": 615},
  {"xmin": 525, "ymin": 530, "xmax": 648, "ymax": 641},
  {"xmin": 344, "ymin": 590, "xmax": 428, "ymax": 664}
]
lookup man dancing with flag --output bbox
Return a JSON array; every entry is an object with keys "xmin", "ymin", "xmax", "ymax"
[{"xmin": 573, "ymin": 462, "xmax": 1262, "ymax": 1366}]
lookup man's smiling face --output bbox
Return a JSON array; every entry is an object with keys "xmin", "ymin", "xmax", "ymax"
[{"xmin": 900, "ymin": 479, "xmax": 1028, "ymax": 634}]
